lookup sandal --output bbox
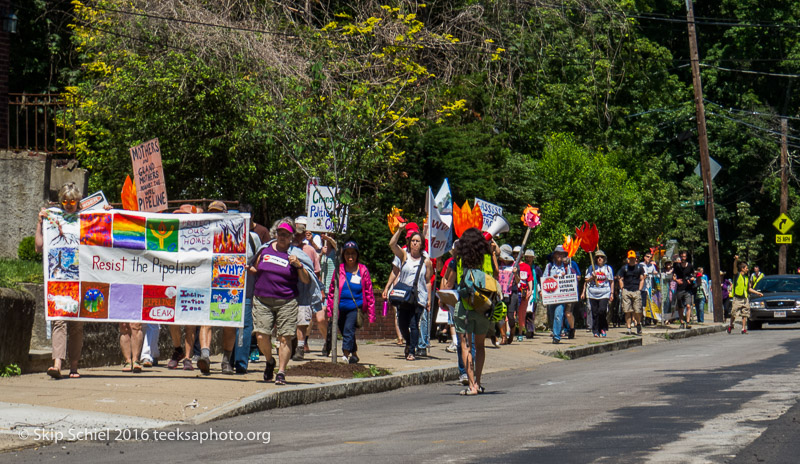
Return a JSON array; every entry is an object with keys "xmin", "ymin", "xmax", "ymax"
[
  {"xmin": 132, "ymin": 362, "xmax": 143, "ymax": 373},
  {"xmin": 46, "ymin": 367, "xmax": 62, "ymax": 379},
  {"xmin": 459, "ymin": 388, "xmax": 478, "ymax": 396},
  {"xmin": 69, "ymin": 370, "xmax": 81, "ymax": 379},
  {"xmin": 477, "ymin": 385, "xmax": 485, "ymax": 394},
  {"xmin": 395, "ymin": 339, "xmax": 405, "ymax": 346},
  {"xmin": 406, "ymin": 354, "xmax": 416, "ymax": 361},
  {"xmin": 122, "ymin": 362, "xmax": 132, "ymax": 372}
]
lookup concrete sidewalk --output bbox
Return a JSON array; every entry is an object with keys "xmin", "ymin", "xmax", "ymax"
[{"xmin": 0, "ymin": 321, "xmax": 725, "ymax": 452}]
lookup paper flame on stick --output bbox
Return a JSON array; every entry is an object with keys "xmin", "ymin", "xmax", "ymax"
[
  {"xmin": 562, "ymin": 235, "xmax": 581, "ymax": 259},
  {"xmin": 453, "ymin": 200, "xmax": 483, "ymax": 238},
  {"xmin": 575, "ymin": 221, "xmax": 599, "ymax": 253},
  {"xmin": 121, "ymin": 175, "xmax": 138, "ymax": 211},
  {"xmin": 387, "ymin": 206, "xmax": 405, "ymax": 234},
  {"xmin": 520, "ymin": 205, "xmax": 541, "ymax": 229}
]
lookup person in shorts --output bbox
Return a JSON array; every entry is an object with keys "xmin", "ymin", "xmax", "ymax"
[
  {"xmin": 249, "ymin": 218, "xmax": 310, "ymax": 385},
  {"xmin": 616, "ymin": 250, "xmax": 645, "ymax": 335},
  {"xmin": 672, "ymin": 250, "xmax": 696, "ymax": 329},
  {"xmin": 728, "ymin": 256, "xmax": 763, "ymax": 334}
]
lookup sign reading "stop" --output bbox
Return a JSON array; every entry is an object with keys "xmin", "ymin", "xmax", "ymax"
[{"xmin": 540, "ymin": 274, "xmax": 579, "ymax": 305}]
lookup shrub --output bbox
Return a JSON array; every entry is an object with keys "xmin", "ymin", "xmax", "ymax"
[{"xmin": 18, "ymin": 236, "xmax": 42, "ymax": 262}]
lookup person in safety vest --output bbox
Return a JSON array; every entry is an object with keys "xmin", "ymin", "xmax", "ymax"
[{"xmin": 728, "ymin": 256, "xmax": 763, "ymax": 335}]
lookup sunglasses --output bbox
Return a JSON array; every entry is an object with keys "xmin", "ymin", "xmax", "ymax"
[{"xmin": 61, "ymin": 200, "xmax": 77, "ymax": 206}]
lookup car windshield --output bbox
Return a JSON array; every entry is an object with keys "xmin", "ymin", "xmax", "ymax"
[{"xmin": 755, "ymin": 277, "xmax": 800, "ymax": 293}]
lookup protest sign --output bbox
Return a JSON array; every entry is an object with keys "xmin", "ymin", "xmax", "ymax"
[
  {"xmin": 43, "ymin": 209, "xmax": 249, "ymax": 327},
  {"xmin": 540, "ymin": 274, "xmax": 579, "ymax": 305},
  {"xmin": 426, "ymin": 186, "xmax": 451, "ymax": 259},
  {"xmin": 475, "ymin": 198, "xmax": 503, "ymax": 232},
  {"xmin": 306, "ymin": 178, "xmax": 348, "ymax": 233},
  {"xmin": 79, "ymin": 191, "xmax": 109, "ymax": 212},
  {"xmin": 130, "ymin": 138, "xmax": 168, "ymax": 212}
]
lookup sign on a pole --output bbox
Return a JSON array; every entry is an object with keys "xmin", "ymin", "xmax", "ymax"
[
  {"xmin": 776, "ymin": 234, "xmax": 793, "ymax": 244},
  {"xmin": 130, "ymin": 138, "xmax": 168, "ymax": 212},
  {"xmin": 306, "ymin": 178, "xmax": 348, "ymax": 233},
  {"xmin": 773, "ymin": 213, "xmax": 795, "ymax": 234},
  {"xmin": 474, "ymin": 198, "xmax": 503, "ymax": 232},
  {"xmin": 693, "ymin": 156, "xmax": 722, "ymax": 180},
  {"xmin": 540, "ymin": 274, "xmax": 579, "ymax": 305}
]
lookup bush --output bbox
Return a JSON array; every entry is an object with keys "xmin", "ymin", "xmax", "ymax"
[{"xmin": 18, "ymin": 236, "xmax": 42, "ymax": 262}]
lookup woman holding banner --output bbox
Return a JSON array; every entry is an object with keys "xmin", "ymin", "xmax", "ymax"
[
  {"xmin": 35, "ymin": 182, "xmax": 85, "ymax": 379},
  {"xmin": 389, "ymin": 223, "xmax": 433, "ymax": 361}
]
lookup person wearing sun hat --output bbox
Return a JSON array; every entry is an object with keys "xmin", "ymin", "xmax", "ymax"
[
  {"xmin": 584, "ymin": 249, "xmax": 614, "ymax": 337},
  {"xmin": 543, "ymin": 244, "xmax": 577, "ymax": 344}
]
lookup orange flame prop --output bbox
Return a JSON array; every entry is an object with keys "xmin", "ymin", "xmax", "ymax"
[
  {"xmin": 387, "ymin": 206, "xmax": 405, "ymax": 234},
  {"xmin": 121, "ymin": 175, "xmax": 138, "ymax": 211},
  {"xmin": 520, "ymin": 205, "xmax": 541, "ymax": 228},
  {"xmin": 575, "ymin": 221, "xmax": 599, "ymax": 253},
  {"xmin": 562, "ymin": 235, "xmax": 581, "ymax": 259},
  {"xmin": 453, "ymin": 200, "xmax": 483, "ymax": 238}
]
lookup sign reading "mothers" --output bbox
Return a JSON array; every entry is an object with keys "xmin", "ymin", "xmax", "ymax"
[{"xmin": 130, "ymin": 138, "xmax": 168, "ymax": 212}]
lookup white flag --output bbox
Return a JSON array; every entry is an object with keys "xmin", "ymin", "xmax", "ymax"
[{"xmin": 427, "ymin": 187, "xmax": 452, "ymax": 259}]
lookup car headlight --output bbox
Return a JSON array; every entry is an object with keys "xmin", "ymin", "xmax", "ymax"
[{"xmin": 750, "ymin": 301, "xmax": 764, "ymax": 309}]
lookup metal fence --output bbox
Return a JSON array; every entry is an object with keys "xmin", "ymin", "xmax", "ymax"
[{"xmin": 7, "ymin": 93, "xmax": 77, "ymax": 155}]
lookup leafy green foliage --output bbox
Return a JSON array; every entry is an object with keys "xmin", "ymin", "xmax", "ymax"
[{"xmin": 17, "ymin": 237, "xmax": 43, "ymax": 262}]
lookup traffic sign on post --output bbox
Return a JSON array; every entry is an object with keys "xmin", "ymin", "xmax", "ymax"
[
  {"xmin": 773, "ymin": 214, "xmax": 794, "ymax": 234},
  {"xmin": 776, "ymin": 235, "xmax": 793, "ymax": 244}
]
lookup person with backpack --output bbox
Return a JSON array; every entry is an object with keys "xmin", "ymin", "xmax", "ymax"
[
  {"xmin": 389, "ymin": 223, "xmax": 434, "ymax": 361},
  {"xmin": 544, "ymin": 245, "xmax": 576, "ymax": 344},
  {"xmin": 583, "ymin": 250, "xmax": 614, "ymax": 337}
]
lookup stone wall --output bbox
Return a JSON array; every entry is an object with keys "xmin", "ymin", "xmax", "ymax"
[{"xmin": 0, "ymin": 287, "xmax": 35, "ymax": 369}]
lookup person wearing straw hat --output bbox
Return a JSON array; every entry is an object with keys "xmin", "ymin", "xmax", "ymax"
[{"xmin": 543, "ymin": 245, "xmax": 576, "ymax": 344}]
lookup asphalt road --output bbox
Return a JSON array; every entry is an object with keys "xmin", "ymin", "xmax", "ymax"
[{"xmin": 7, "ymin": 325, "xmax": 800, "ymax": 464}]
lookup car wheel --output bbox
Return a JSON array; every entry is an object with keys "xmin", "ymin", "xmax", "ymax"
[{"xmin": 746, "ymin": 320, "xmax": 763, "ymax": 330}]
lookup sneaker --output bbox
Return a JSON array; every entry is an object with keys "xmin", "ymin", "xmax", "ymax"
[
  {"xmin": 275, "ymin": 372, "xmax": 286, "ymax": 386},
  {"xmin": 249, "ymin": 348, "xmax": 260, "ymax": 362},
  {"xmin": 637, "ymin": 324, "xmax": 642, "ymax": 335},
  {"xmin": 417, "ymin": 348, "xmax": 427, "ymax": 357},
  {"xmin": 349, "ymin": 354, "xmax": 359, "ymax": 364},
  {"xmin": 679, "ymin": 323, "xmax": 685, "ymax": 329},
  {"xmin": 516, "ymin": 335, "xmax": 524, "ymax": 342},
  {"xmin": 221, "ymin": 361, "xmax": 234, "ymax": 375},
  {"xmin": 197, "ymin": 355, "xmax": 211, "ymax": 375},
  {"xmin": 141, "ymin": 359, "xmax": 153, "ymax": 368},
  {"xmin": 741, "ymin": 329, "xmax": 748, "ymax": 334},
  {"xmin": 460, "ymin": 373, "xmax": 469, "ymax": 386},
  {"xmin": 341, "ymin": 356, "xmax": 350, "ymax": 363},
  {"xmin": 594, "ymin": 333, "xmax": 599, "ymax": 338},
  {"xmin": 292, "ymin": 349, "xmax": 305, "ymax": 362},
  {"xmin": 601, "ymin": 331, "xmax": 607, "ymax": 337},
  {"xmin": 627, "ymin": 329, "xmax": 632, "ymax": 335},
  {"xmin": 191, "ymin": 354, "xmax": 200, "ymax": 363},
  {"xmin": 182, "ymin": 358, "xmax": 194, "ymax": 371},
  {"xmin": 568, "ymin": 328, "xmax": 575, "ymax": 339},
  {"xmin": 263, "ymin": 358, "xmax": 276, "ymax": 382},
  {"xmin": 445, "ymin": 343, "xmax": 457, "ymax": 353},
  {"xmin": 727, "ymin": 325, "xmax": 732, "ymax": 334},
  {"xmin": 552, "ymin": 338, "xmax": 560, "ymax": 344},
  {"xmin": 167, "ymin": 347, "xmax": 184, "ymax": 370},
  {"xmin": 685, "ymin": 323, "xmax": 692, "ymax": 329}
]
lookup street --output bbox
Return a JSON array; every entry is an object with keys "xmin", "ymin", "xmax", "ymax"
[{"xmin": 7, "ymin": 324, "xmax": 800, "ymax": 464}]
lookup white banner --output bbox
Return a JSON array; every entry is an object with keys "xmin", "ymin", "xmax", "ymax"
[
  {"xmin": 426, "ymin": 186, "xmax": 452, "ymax": 259},
  {"xmin": 540, "ymin": 274, "xmax": 579, "ymax": 305},
  {"xmin": 475, "ymin": 198, "xmax": 503, "ymax": 232},
  {"xmin": 306, "ymin": 178, "xmax": 348, "ymax": 233},
  {"xmin": 43, "ymin": 209, "xmax": 248, "ymax": 327}
]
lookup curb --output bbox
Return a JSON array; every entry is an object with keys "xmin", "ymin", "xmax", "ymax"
[
  {"xmin": 188, "ymin": 365, "xmax": 461, "ymax": 425},
  {"xmin": 659, "ymin": 323, "xmax": 727, "ymax": 340},
  {"xmin": 538, "ymin": 337, "xmax": 643, "ymax": 360}
]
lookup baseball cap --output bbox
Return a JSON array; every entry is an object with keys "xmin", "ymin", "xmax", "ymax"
[
  {"xmin": 524, "ymin": 249, "xmax": 535, "ymax": 257},
  {"xmin": 207, "ymin": 201, "xmax": 227, "ymax": 213},
  {"xmin": 405, "ymin": 222, "xmax": 420, "ymax": 239},
  {"xmin": 627, "ymin": 250, "xmax": 636, "ymax": 259},
  {"xmin": 343, "ymin": 240, "xmax": 359, "ymax": 252}
]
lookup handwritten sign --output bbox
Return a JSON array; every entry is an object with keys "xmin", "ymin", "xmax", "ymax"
[
  {"xmin": 475, "ymin": 198, "xmax": 503, "ymax": 232},
  {"xmin": 130, "ymin": 138, "xmax": 168, "ymax": 212},
  {"xmin": 540, "ymin": 274, "xmax": 579, "ymax": 305},
  {"xmin": 306, "ymin": 178, "xmax": 348, "ymax": 233},
  {"xmin": 43, "ymin": 209, "xmax": 249, "ymax": 327}
]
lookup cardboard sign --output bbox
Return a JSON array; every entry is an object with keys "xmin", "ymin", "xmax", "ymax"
[
  {"xmin": 540, "ymin": 274, "xmax": 579, "ymax": 305},
  {"xmin": 130, "ymin": 138, "xmax": 168, "ymax": 212},
  {"xmin": 306, "ymin": 178, "xmax": 348, "ymax": 233},
  {"xmin": 43, "ymin": 209, "xmax": 249, "ymax": 327},
  {"xmin": 475, "ymin": 198, "xmax": 503, "ymax": 232},
  {"xmin": 79, "ymin": 191, "xmax": 109, "ymax": 212}
]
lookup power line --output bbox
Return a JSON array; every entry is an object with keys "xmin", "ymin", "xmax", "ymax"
[
  {"xmin": 699, "ymin": 63, "xmax": 800, "ymax": 79},
  {"xmin": 708, "ymin": 111, "xmax": 800, "ymax": 144},
  {"xmin": 703, "ymin": 99, "xmax": 800, "ymax": 122}
]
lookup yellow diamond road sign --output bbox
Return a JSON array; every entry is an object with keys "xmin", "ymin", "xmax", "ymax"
[{"xmin": 773, "ymin": 214, "xmax": 795, "ymax": 234}]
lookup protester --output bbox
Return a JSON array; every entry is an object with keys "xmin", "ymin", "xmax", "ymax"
[
  {"xmin": 231, "ymin": 211, "xmax": 263, "ymax": 374},
  {"xmin": 383, "ymin": 222, "xmax": 425, "ymax": 347},
  {"xmin": 326, "ymin": 241, "xmax": 375, "ymax": 364},
  {"xmin": 672, "ymin": 250, "xmax": 696, "ymax": 329},
  {"xmin": 291, "ymin": 216, "xmax": 321, "ymax": 362},
  {"xmin": 497, "ymin": 244, "xmax": 515, "ymax": 344},
  {"xmin": 751, "ymin": 264, "xmax": 764, "ymax": 288},
  {"xmin": 250, "ymin": 218, "xmax": 311, "ymax": 385},
  {"xmin": 721, "ymin": 271, "xmax": 732, "ymax": 318},
  {"xmin": 544, "ymin": 245, "xmax": 576, "ymax": 344},
  {"xmin": 36, "ymin": 182, "xmax": 84, "ymax": 379},
  {"xmin": 728, "ymin": 256, "xmax": 763, "ymax": 334},
  {"xmin": 318, "ymin": 234, "xmax": 336, "ymax": 357},
  {"xmin": 617, "ymin": 250, "xmax": 645, "ymax": 335},
  {"xmin": 509, "ymin": 247, "xmax": 533, "ymax": 343},
  {"xmin": 694, "ymin": 266, "xmax": 709, "ymax": 323},
  {"xmin": 389, "ymin": 223, "xmax": 433, "ymax": 361},
  {"xmin": 523, "ymin": 249, "xmax": 544, "ymax": 336},
  {"xmin": 640, "ymin": 252, "xmax": 659, "ymax": 324},
  {"xmin": 584, "ymin": 250, "xmax": 613, "ymax": 337},
  {"xmin": 448, "ymin": 227, "xmax": 495, "ymax": 395},
  {"xmin": 140, "ymin": 324, "xmax": 160, "ymax": 367},
  {"xmin": 118, "ymin": 322, "xmax": 144, "ymax": 373}
]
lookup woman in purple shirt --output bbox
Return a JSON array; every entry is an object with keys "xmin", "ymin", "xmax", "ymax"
[{"xmin": 250, "ymin": 218, "xmax": 310, "ymax": 386}]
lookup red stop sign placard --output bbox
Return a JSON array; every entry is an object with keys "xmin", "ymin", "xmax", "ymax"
[{"xmin": 542, "ymin": 277, "xmax": 558, "ymax": 293}]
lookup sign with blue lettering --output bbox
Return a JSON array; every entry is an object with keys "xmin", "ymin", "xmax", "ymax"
[{"xmin": 306, "ymin": 178, "xmax": 348, "ymax": 233}]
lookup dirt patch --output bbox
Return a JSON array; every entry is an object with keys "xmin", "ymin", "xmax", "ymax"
[{"xmin": 288, "ymin": 361, "xmax": 391, "ymax": 378}]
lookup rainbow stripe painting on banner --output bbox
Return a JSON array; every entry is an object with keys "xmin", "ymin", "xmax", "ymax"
[{"xmin": 43, "ymin": 208, "xmax": 251, "ymax": 328}]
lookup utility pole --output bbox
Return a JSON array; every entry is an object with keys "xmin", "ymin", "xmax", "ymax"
[
  {"xmin": 779, "ymin": 118, "xmax": 789, "ymax": 274},
  {"xmin": 686, "ymin": 0, "xmax": 723, "ymax": 322}
]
